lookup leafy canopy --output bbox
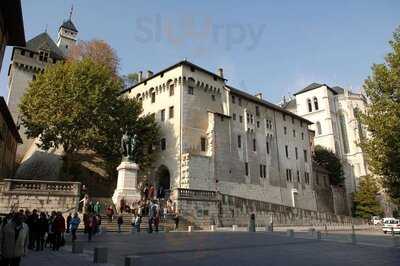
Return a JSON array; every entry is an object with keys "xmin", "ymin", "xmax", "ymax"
[
  {"xmin": 360, "ymin": 26, "xmax": 400, "ymax": 202},
  {"xmin": 313, "ymin": 145, "xmax": 344, "ymax": 186},
  {"xmin": 19, "ymin": 58, "xmax": 159, "ymax": 170},
  {"xmin": 353, "ymin": 175, "xmax": 383, "ymax": 219}
]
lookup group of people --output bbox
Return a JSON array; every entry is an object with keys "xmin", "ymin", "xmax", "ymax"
[{"xmin": 0, "ymin": 209, "xmax": 81, "ymax": 266}]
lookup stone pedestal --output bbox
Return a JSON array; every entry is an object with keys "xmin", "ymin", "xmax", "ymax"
[{"xmin": 112, "ymin": 161, "xmax": 141, "ymax": 206}]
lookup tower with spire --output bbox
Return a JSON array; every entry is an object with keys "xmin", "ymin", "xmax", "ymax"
[{"xmin": 57, "ymin": 6, "xmax": 78, "ymax": 56}]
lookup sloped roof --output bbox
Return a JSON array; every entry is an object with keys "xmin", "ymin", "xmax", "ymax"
[
  {"xmin": 281, "ymin": 98, "xmax": 297, "ymax": 110},
  {"xmin": 227, "ymin": 85, "xmax": 312, "ymax": 124},
  {"xmin": 25, "ymin": 32, "xmax": 64, "ymax": 60},
  {"xmin": 0, "ymin": 97, "xmax": 22, "ymax": 143},
  {"xmin": 294, "ymin": 82, "xmax": 338, "ymax": 96},
  {"xmin": 60, "ymin": 19, "xmax": 78, "ymax": 32},
  {"xmin": 331, "ymin": 86, "xmax": 345, "ymax": 94}
]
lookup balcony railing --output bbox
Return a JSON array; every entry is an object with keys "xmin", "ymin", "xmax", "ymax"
[
  {"xmin": 176, "ymin": 188, "xmax": 217, "ymax": 201},
  {"xmin": 3, "ymin": 179, "xmax": 80, "ymax": 196}
]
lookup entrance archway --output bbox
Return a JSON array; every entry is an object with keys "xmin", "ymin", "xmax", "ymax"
[{"xmin": 155, "ymin": 165, "xmax": 170, "ymax": 198}]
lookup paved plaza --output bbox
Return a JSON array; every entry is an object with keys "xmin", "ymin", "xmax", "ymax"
[{"xmin": 21, "ymin": 230, "xmax": 400, "ymax": 266}]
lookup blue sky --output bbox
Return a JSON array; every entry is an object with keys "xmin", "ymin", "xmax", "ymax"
[{"xmin": 1, "ymin": 0, "xmax": 399, "ymax": 103}]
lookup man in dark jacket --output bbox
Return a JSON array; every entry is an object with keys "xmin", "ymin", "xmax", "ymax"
[
  {"xmin": 36, "ymin": 212, "xmax": 48, "ymax": 251},
  {"xmin": 52, "ymin": 212, "xmax": 65, "ymax": 251}
]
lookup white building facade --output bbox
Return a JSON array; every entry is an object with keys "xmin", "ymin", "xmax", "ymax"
[
  {"xmin": 124, "ymin": 61, "xmax": 318, "ymax": 211},
  {"xmin": 282, "ymin": 83, "xmax": 369, "ymax": 205}
]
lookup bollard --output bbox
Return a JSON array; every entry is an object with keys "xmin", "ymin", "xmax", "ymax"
[
  {"xmin": 94, "ymin": 247, "xmax": 108, "ymax": 263},
  {"xmin": 286, "ymin": 229, "xmax": 294, "ymax": 238},
  {"xmin": 316, "ymin": 231, "xmax": 321, "ymax": 240},
  {"xmin": 72, "ymin": 241, "xmax": 83, "ymax": 254},
  {"xmin": 350, "ymin": 225, "xmax": 356, "ymax": 245},
  {"xmin": 125, "ymin": 256, "xmax": 142, "ymax": 266},
  {"xmin": 324, "ymin": 224, "xmax": 328, "ymax": 236},
  {"xmin": 188, "ymin": 226, "xmax": 193, "ymax": 232},
  {"xmin": 210, "ymin": 225, "xmax": 216, "ymax": 232},
  {"xmin": 308, "ymin": 228, "xmax": 315, "ymax": 236}
]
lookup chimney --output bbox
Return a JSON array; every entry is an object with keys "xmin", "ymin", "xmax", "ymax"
[
  {"xmin": 138, "ymin": 71, "xmax": 143, "ymax": 82},
  {"xmin": 147, "ymin": 70, "xmax": 153, "ymax": 79},
  {"xmin": 255, "ymin": 93, "xmax": 263, "ymax": 99},
  {"xmin": 217, "ymin": 68, "xmax": 224, "ymax": 78}
]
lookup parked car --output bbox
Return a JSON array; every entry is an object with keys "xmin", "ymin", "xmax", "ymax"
[
  {"xmin": 382, "ymin": 218, "xmax": 400, "ymax": 234},
  {"xmin": 371, "ymin": 216, "xmax": 382, "ymax": 225}
]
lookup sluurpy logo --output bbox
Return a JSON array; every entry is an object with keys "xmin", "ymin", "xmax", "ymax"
[{"xmin": 134, "ymin": 14, "xmax": 266, "ymax": 54}]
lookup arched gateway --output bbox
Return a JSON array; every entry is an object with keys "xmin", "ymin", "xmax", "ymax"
[{"xmin": 155, "ymin": 165, "xmax": 170, "ymax": 198}]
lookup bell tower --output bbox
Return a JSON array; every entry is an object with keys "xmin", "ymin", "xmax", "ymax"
[{"xmin": 57, "ymin": 6, "xmax": 78, "ymax": 56}]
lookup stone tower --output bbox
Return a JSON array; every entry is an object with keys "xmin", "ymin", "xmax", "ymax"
[{"xmin": 56, "ymin": 7, "xmax": 78, "ymax": 56}]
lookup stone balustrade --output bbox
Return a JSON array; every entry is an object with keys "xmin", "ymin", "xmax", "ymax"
[
  {"xmin": 176, "ymin": 188, "xmax": 217, "ymax": 201},
  {"xmin": 0, "ymin": 179, "xmax": 81, "ymax": 214},
  {"xmin": 3, "ymin": 179, "xmax": 80, "ymax": 196}
]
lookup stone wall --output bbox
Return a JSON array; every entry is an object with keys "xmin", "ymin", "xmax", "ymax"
[
  {"xmin": 0, "ymin": 179, "xmax": 81, "ymax": 214},
  {"xmin": 172, "ymin": 188, "xmax": 361, "ymax": 229}
]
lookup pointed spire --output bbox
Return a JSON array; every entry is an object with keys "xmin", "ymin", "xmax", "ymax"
[{"xmin": 69, "ymin": 5, "xmax": 74, "ymax": 20}]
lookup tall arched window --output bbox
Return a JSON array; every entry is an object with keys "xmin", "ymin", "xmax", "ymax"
[
  {"xmin": 307, "ymin": 99, "xmax": 312, "ymax": 112},
  {"xmin": 316, "ymin": 121, "xmax": 322, "ymax": 135},
  {"xmin": 339, "ymin": 111, "xmax": 350, "ymax": 153},
  {"xmin": 313, "ymin": 97, "xmax": 319, "ymax": 110}
]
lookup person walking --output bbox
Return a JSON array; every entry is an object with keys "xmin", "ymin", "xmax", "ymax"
[
  {"xmin": 106, "ymin": 205, "xmax": 114, "ymax": 222},
  {"xmin": 87, "ymin": 214, "xmax": 96, "ymax": 241},
  {"xmin": 36, "ymin": 212, "xmax": 48, "ymax": 251},
  {"xmin": 66, "ymin": 213, "xmax": 72, "ymax": 234},
  {"xmin": 148, "ymin": 201, "xmax": 157, "ymax": 233},
  {"xmin": 52, "ymin": 212, "xmax": 65, "ymax": 251},
  {"xmin": 70, "ymin": 213, "xmax": 80, "ymax": 242},
  {"xmin": 0, "ymin": 212, "xmax": 29, "ymax": 266},
  {"xmin": 135, "ymin": 214, "xmax": 141, "ymax": 232},
  {"xmin": 173, "ymin": 213, "xmax": 180, "ymax": 231},
  {"xmin": 46, "ymin": 212, "xmax": 56, "ymax": 249},
  {"xmin": 117, "ymin": 215, "xmax": 123, "ymax": 233}
]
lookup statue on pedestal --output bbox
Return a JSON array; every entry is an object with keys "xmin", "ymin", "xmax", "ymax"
[{"xmin": 121, "ymin": 132, "xmax": 139, "ymax": 162}]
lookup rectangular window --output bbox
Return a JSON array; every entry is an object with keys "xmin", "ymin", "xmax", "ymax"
[
  {"xmin": 188, "ymin": 86, "xmax": 194, "ymax": 95},
  {"xmin": 285, "ymin": 145, "xmax": 289, "ymax": 158},
  {"xmin": 316, "ymin": 174, "xmax": 319, "ymax": 185},
  {"xmin": 161, "ymin": 138, "xmax": 166, "ymax": 150},
  {"xmin": 256, "ymin": 106, "xmax": 260, "ymax": 116},
  {"xmin": 151, "ymin": 91, "xmax": 156, "ymax": 103},
  {"xmin": 297, "ymin": 170, "xmax": 300, "ymax": 182},
  {"xmin": 245, "ymin": 162, "xmax": 249, "ymax": 176},
  {"xmin": 201, "ymin": 137, "xmax": 206, "ymax": 152},
  {"xmin": 284, "ymin": 127, "xmax": 287, "ymax": 135},
  {"xmin": 169, "ymin": 85, "xmax": 174, "ymax": 96},
  {"xmin": 232, "ymin": 113, "xmax": 236, "ymax": 121},
  {"xmin": 253, "ymin": 138, "xmax": 256, "ymax": 151},
  {"xmin": 293, "ymin": 129, "xmax": 296, "ymax": 137},
  {"xmin": 286, "ymin": 169, "xmax": 292, "ymax": 182},
  {"xmin": 161, "ymin": 109, "xmax": 165, "ymax": 122},
  {"xmin": 250, "ymin": 115, "xmax": 254, "ymax": 124},
  {"xmin": 238, "ymin": 98, "xmax": 242, "ymax": 106},
  {"xmin": 263, "ymin": 165, "xmax": 266, "ymax": 178},
  {"xmin": 257, "ymin": 121, "xmax": 260, "ymax": 128},
  {"xmin": 266, "ymin": 140, "xmax": 270, "ymax": 154},
  {"xmin": 295, "ymin": 147, "xmax": 298, "ymax": 159},
  {"xmin": 169, "ymin": 106, "xmax": 174, "ymax": 119},
  {"xmin": 211, "ymin": 95, "xmax": 216, "ymax": 101},
  {"xmin": 292, "ymin": 117, "xmax": 295, "ymax": 124},
  {"xmin": 260, "ymin": 164, "xmax": 263, "ymax": 177},
  {"xmin": 239, "ymin": 115, "xmax": 243, "ymax": 123},
  {"xmin": 305, "ymin": 172, "xmax": 310, "ymax": 184},
  {"xmin": 232, "ymin": 95, "xmax": 236, "ymax": 104},
  {"xmin": 283, "ymin": 114, "xmax": 286, "ymax": 121},
  {"xmin": 301, "ymin": 132, "xmax": 304, "ymax": 140},
  {"xmin": 304, "ymin": 150, "xmax": 308, "ymax": 162},
  {"xmin": 237, "ymin": 135, "xmax": 242, "ymax": 148}
]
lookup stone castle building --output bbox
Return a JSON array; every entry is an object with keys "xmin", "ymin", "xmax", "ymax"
[
  {"xmin": 282, "ymin": 83, "xmax": 370, "ymax": 211},
  {"xmin": 123, "ymin": 60, "xmax": 323, "ymax": 211},
  {"xmin": 6, "ymin": 15, "xmax": 78, "ymax": 160}
]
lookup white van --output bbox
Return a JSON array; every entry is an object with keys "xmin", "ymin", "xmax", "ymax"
[{"xmin": 382, "ymin": 218, "xmax": 400, "ymax": 234}]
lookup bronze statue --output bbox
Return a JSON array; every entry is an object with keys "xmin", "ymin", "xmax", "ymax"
[{"xmin": 121, "ymin": 132, "xmax": 138, "ymax": 162}]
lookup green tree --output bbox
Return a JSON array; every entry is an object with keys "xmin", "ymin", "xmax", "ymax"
[
  {"xmin": 313, "ymin": 145, "xmax": 344, "ymax": 185},
  {"xmin": 360, "ymin": 26, "xmax": 400, "ymax": 202},
  {"xmin": 19, "ymin": 58, "xmax": 159, "ymax": 176},
  {"xmin": 122, "ymin": 72, "xmax": 139, "ymax": 88},
  {"xmin": 353, "ymin": 175, "xmax": 383, "ymax": 219}
]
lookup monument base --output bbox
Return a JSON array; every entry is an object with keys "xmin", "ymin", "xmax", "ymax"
[{"xmin": 112, "ymin": 161, "xmax": 141, "ymax": 207}]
